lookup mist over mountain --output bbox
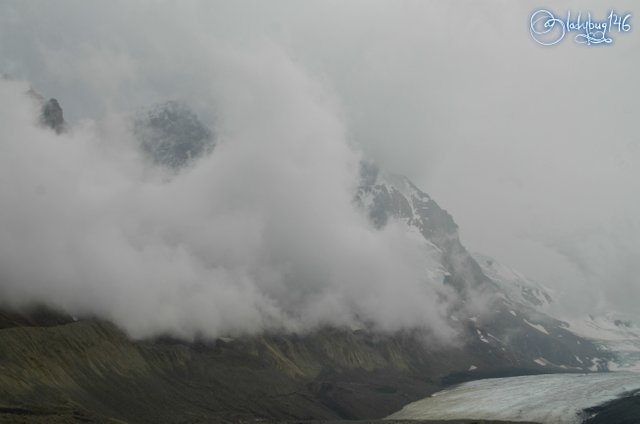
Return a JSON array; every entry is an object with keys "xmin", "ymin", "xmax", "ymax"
[
  {"xmin": 0, "ymin": 3, "xmax": 639, "ymax": 422},
  {"xmin": 4, "ymin": 81, "xmax": 635, "ymax": 422},
  {"xmin": 0, "ymin": 0, "xmax": 637, "ymax": 347},
  {"xmin": 0, "ymin": 76, "xmax": 466, "ymax": 341},
  {"xmin": 2, "ymin": 1, "xmax": 638, "ymax": 324}
]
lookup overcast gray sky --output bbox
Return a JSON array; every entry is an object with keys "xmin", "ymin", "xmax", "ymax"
[{"xmin": 0, "ymin": 1, "xmax": 638, "ymax": 329}]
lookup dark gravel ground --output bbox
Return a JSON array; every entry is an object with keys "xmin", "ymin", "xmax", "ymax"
[{"xmin": 582, "ymin": 392, "xmax": 640, "ymax": 424}]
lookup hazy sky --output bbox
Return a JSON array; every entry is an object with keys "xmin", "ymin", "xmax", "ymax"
[{"xmin": 0, "ymin": 1, "xmax": 638, "ymax": 332}]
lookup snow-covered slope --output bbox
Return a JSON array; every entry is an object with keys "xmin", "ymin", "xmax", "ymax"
[
  {"xmin": 474, "ymin": 252, "xmax": 553, "ymax": 309},
  {"xmin": 564, "ymin": 314, "xmax": 640, "ymax": 372},
  {"xmin": 473, "ymin": 253, "xmax": 640, "ymax": 372}
]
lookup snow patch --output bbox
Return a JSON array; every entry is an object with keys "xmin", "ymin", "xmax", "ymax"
[
  {"xmin": 487, "ymin": 333, "xmax": 503, "ymax": 344},
  {"xmin": 523, "ymin": 319, "xmax": 549, "ymax": 335},
  {"xmin": 534, "ymin": 357, "xmax": 548, "ymax": 366},
  {"xmin": 564, "ymin": 314, "xmax": 640, "ymax": 342},
  {"xmin": 476, "ymin": 329, "xmax": 489, "ymax": 343}
]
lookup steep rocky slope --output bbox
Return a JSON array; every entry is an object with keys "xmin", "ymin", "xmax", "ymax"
[
  {"xmin": 0, "ymin": 307, "xmax": 538, "ymax": 423},
  {"xmin": 0, "ymin": 303, "xmax": 599, "ymax": 424}
]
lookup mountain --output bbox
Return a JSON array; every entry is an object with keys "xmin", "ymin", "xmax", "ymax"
[
  {"xmin": 355, "ymin": 164, "xmax": 608, "ymax": 375},
  {"xmin": 0, "ymin": 97, "xmax": 624, "ymax": 423},
  {"xmin": 133, "ymin": 101, "xmax": 215, "ymax": 169},
  {"xmin": 26, "ymin": 87, "xmax": 66, "ymax": 134}
]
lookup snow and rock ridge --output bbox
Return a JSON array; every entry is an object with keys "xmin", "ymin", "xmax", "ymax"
[
  {"xmin": 474, "ymin": 252, "xmax": 640, "ymax": 372},
  {"xmin": 356, "ymin": 163, "xmax": 607, "ymax": 372}
]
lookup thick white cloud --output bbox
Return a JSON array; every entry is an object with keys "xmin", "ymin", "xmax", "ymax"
[
  {"xmin": 0, "ymin": 45, "xmax": 455, "ymax": 341},
  {"xmin": 0, "ymin": 0, "xmax": 638, "ymax": 333}
]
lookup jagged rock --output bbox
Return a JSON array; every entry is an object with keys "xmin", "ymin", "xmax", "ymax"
[
  {"xmin": 40, "ymin": 98, "xmax": 65, "ymax": 134},
  {"xmin": 25, "ymin": 87, "xmax": 67, "ymax": 134},
  {"xmin": 133, "ymin": 101, "xmax": 214, "ymax": 169}
]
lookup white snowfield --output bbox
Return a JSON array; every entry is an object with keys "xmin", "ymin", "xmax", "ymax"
[
  {"xmin": 565, "ymin": 314, "xmax": 640, "ymax": 342},
  {"xmin": 387, "ymin": 372, "xmax": 640, "ymax": 424},
  {"xmin": 475, "ymin": 252, "xmax": 640, "ymax": 372},
  {"xmin": 563, "ymin": 314, "xmax": 640, "ymax": 372}
]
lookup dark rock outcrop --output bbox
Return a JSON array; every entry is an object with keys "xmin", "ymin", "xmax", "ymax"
[
  {"xmin": 40, "ymin": 98, "xmax": 65, "ymax": 134},
  {"xmin": 583, "ymin": 392, "xmax": 640, "ymax": 424},
  {"xmin": 133, "ymin": 101, "xmax": 214, "ymax": 169},
  {"xmin": 25, "ymin": 87, "xmax": 67, "ymax": 134}
]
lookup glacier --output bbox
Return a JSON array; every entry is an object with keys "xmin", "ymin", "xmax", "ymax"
[{"xmin": 388, "ymin": 371, "xmax": 640, "ymax": 424}]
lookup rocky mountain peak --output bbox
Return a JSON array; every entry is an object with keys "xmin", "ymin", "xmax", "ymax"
[
  {"xmin": 40, "ymin": 98, "xmax": 65, "ymax": 134},
  {"xmin": 25, "ymin": 86, "xmax": 67, "ymax": 134},
  {"xmin": 133, "ymin": 100, "xmax": 215, "ymax": 169}
]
